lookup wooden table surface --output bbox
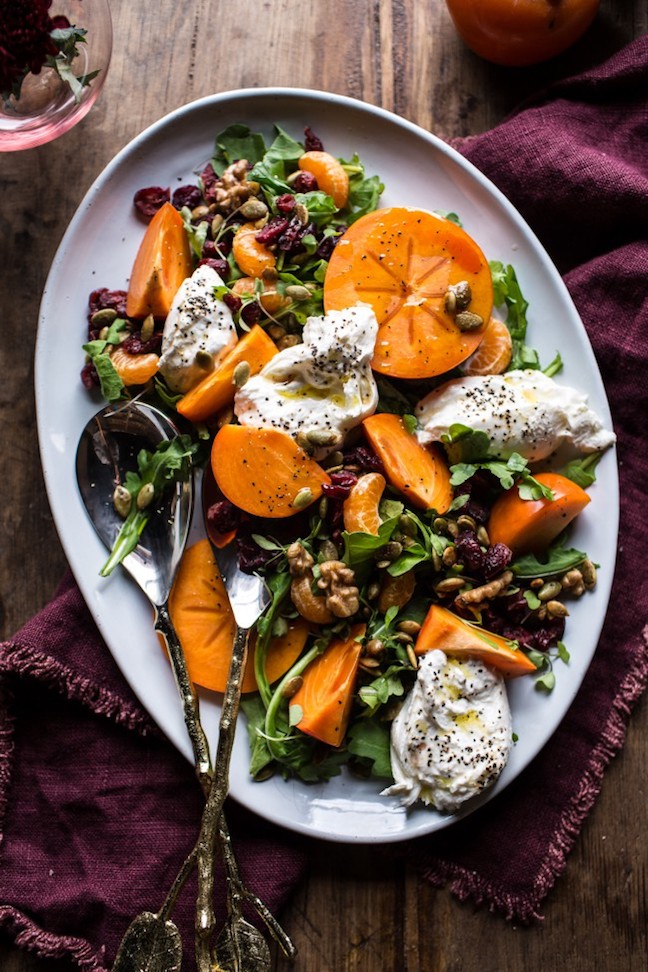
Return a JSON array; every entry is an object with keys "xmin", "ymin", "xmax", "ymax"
[{"xmin": 1, "ymin": 2, "xmax": 647, "ymax": 970}]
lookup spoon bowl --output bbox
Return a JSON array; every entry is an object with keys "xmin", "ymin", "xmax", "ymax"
[{"xmin": 76, "ymin": 400, "xmax": 193, "ymax": 605}]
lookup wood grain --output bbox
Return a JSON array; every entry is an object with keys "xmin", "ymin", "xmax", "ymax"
[{"xmin": 1, "ymin": 1, "xmax": 646, "ymax": 970}]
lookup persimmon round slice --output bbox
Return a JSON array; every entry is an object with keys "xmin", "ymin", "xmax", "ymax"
[
  {"xmin": 323, "ymin": 207, "xmax": 493, "ymax": 379},
  {"xmin": 211, "ymin": 424, "xmax": 331, "ymax": 518}
]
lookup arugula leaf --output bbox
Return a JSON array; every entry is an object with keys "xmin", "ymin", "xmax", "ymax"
[
  {"xmin": 450, "ymin": 451, "xmax": 554, "ymax": 500},
  {"xmin": 82, "ymin": 318, "xmax": 130, "ymax": 402},
  {"xmin": 341, "ymin": 155, "xmax": 385, "ymax": 223},
  {"xmin": 559, "ymin": 452, "xmax": 602, "ymax": 488},
  {"xmin": 441, "ymin": 423, "xmax": 491, "ymax": 463},
  {"xmin": 489, "ymin": 261, "xmax": 540, "ymax": 371},
  {"xmin": 433, "ymin": 210, "xmax": 462, "ymax": 226},
  {"xmin": 346, "ymin": 718, "xmax": 393, "ymax": 778},
  {"xmin": 100, "ymin": 435, "xmax": 198, "ymax": 576},
  {"xmin": 510, "ymin": 538, "xmax": 588, "ymax": 578},
  {"xmin": 212, "ymin": 124, "xmax": 267, "ymax": 173},
  {"xmin": 342, "ymin": 514, "xmax": 401, "ymax": 580},
  {"xmin": 180, "ymin": 206, "xmax": 209, "ymax": 258}
]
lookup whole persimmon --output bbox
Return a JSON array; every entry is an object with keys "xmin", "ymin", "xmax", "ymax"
[{"xmin": 445, "ymin": 0, "xmax": 600, "ymax": 66}]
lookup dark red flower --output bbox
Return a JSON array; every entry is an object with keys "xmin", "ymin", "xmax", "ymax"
[{"xmin": 0, "ymin": 0, "xmax": 58, "ymax": 95}]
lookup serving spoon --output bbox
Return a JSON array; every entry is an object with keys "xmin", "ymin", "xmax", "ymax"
[{"xmin": 76, "ymin": 400, "xmax": 294, "ymax": 971}]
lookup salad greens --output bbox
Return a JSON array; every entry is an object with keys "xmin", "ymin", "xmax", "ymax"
[{"xmin": 84, "ymin": 120, "xmax": 609, "ymax": 794}]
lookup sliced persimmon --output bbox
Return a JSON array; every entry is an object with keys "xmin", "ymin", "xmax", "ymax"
[
  {"xmin": 211, "ymin": 424, "xmax": 331, "ymax": 518},
  {"xmin": 126, "ymin": 202, "xmax": 193, "ymax": 319},
  {"xmin": 462, "ymin": 317, "xmax": 512, "ymax": 376},
  {"xmin": 342, "ymin": 472, "xmax": 386, "ymax": 535},
  {"xmin": 298, "ymin": 151, "xmax": 349, "ymax": 208},
  {"xmin": 167, "ymin": 539, "xmax": 309, "ymax": 693},
  {"xmin": 323, "ymin": 207, "xmax": 493, "ymax": 379},
  {"xmin": 415, "ymin": 604, "xmax": 536, "ymax": 678},
  {"xmin": 488, "ymin": 472, "xmax": 591, "ymax": 556},
  {"xmin": 177, "ymin": 325, "xmax": 278, "ymax": 423},
  {"xmin": 362, "ymin": 413, "xmax": 453, "ymax": 512}
]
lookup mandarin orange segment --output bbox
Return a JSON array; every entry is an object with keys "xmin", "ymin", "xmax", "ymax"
[
  {"xmin": 462, "ymin": 316, "xmax": 512, "ymax": 376},
  {"xmin": 232, "ymin": 226, "xmax": 276, "ymax": 277},
  {"xmin": 298, "ymin": 151, "xmax": 349, "ymax": 208},
  {"xmin": 342, "ymin": 472, "xmax": 386, "ymax": 535},
  {"xmin": 323, "ymin": 207, "xmax": 493, "ymax": 379},
  {"xmin": 110, "ymin": 347, "xmax": 159, "ymax": 385}
]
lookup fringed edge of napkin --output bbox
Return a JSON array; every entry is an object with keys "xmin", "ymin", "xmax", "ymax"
[
  {"xmin": 0, "ymin": 905, "xmax": 106, "ymax": 972},
  {"xmin": 0, "ymin": 637, "xmax": 160, "ymax": 972},
  {"xmin": 421, "ymin": 625, "xmax": 648, "ymax": 923}
]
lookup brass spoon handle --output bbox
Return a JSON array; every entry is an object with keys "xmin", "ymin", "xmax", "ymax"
[
  {"xmin": 195, "ymin": 624, "xmax": 250, "ymax": 971},
  {"xmin": 155, "ymin": 602, "xmax": 212, "ymax": 788}
]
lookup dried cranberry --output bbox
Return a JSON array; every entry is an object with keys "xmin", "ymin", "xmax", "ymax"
[
  {"xmin": 316, "ymin": 234, "xmax": 339, "ymax": 261},
  {"xmin": 483, "ymin": 542, "xmax": 512, "ymax": 580},
  {"xmin": 172, "ymin": 184, "xmax": 203, "ymax": 210},
  {"xmin": 197, "ymin": 257, "xmax": 230, "ymax": 279},
  {"xmin": 133, "ymin": 186, "xmax": 170, "ymax": 221},
  {"xmin": 122, "ymin": 331, "xmax": 162, "ymax": 355},
  {"xmin": 200, "ymin": 163, "xmax": 219, "ymax": 200},
  {"xmin": 80, "ymin": 361, "xmax": 100, "ymax": 389},
  {"xmin": 278, "ymin": 217, "xmax": 315, "ymax": 255},
  {"xmin": 276, "ymin": 193, "xmax": 296, "ymax": 214},
  {"xmin": 207, "ymin": 499, "xmax": 240, "ymax": 536},
  {"xmin": 500, "ymin": 590, "xmax": 530, "ymax": 623},
  {"xmin": 304, "ymin": 126, "xmax": 324, "ymax": 152},
  {"xmin": 241, "ymin": 302, "xmax": 261, "ymax": 325},
  {"xmin": 533, "ymin": 617, "xmax": 565, "ymax": 652},
  {"xmin": 322, "ymin": 470, "xmax": 358, "ymax": 500},
  {"xmin": 454, "ymin": 530, "xmax": 486, "ymax": 575},
  {"xmin": 88, "ymin": 288, "xmax": 128, "ymax": 320},
  {"xmin": 343, "ymin": 445, "xmax": 384, "ymax": 475},
  {"xmin": 255, "ymin": 216, "xmax": 290, "ymax": 246},
  {"xmin": 237, "ymin": 534, "xmax": 273, "ymax": 574},
  {"xmin": 223, "ymin": 293, "xmax": 242, "ymax": 315},
  {"xmin": 291, "ymin": 171, "xmax": 318, "ymax": 193}
]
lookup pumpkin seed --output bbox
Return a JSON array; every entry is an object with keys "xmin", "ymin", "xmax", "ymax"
[
  {"xmin": 285, "ymin": 284, "xmax": 312, "ymax": 302},
  {"xmin": 239, "ymin": 198, "xmax": 268, "ymax": 220},
  {"xmin": 140, "ymin": 314, "xmax": 155, "ymax": 343},
  {"xmin": 538, "ymin": 580, "xmax": 562, "ymax": 602},
  {"xmin": 113, "ymin": 485, "xmax": 132, "ymax": 518},
  {"xmin": 136, "ymin": 482, "xmax": 155, "ymax": 511},
  {"xmin": 455, "ymin": 311, "xmax": 483, "ymax": 332},
  {"xmin": 90, "ymin": 307, "xmax": 118, "ymax": 328},
  {"xmin": 232, "ymin": 361, "xmax": 251, "ymax": 387},
  {"xmin": 195, "ymin": 349, "xmax": 213, "ymax": 370},
  {"xmin": 292, "ymin": 487, "xmax": 313, "ymax": 510}
]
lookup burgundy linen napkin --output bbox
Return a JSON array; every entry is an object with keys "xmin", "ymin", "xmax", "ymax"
[
  {"xmin": 0, "ymin": 573, "xmax": 307, "ymax": 969},
  {"xmin": 417, "ymin": 35, "xmax": 648, "ymax": 917},
  {"xmin": 1, "ymin": 36, "xmax": 647, "ymax": 971}
]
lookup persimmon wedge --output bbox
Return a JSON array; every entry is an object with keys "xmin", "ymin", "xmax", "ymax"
[
  {"xmin": 416, "ymin": 604, "xmax": 537, "ymax": 678},
  {"xmin": 290, "ymin": 624, "xmax": 366, "ymax": 747},
  {"xmin": 488, "ymin": 472, "xmax": 591, "ymax": 556},
  {"xmin": 167, "ymin": 538, "xmax": 309, "ymax": 694},
  {"xmin": 362, "ymin": 413, "xmax": 452, "ymax": 512},
  {"xmin": 323, "ymin": 207, "xmax": 493, "ymax": 379},
  {"xmin": 126, "ymin": 202, "xmax": 193, "ymax": 319},
  {"xmin": 177, "ymin": 325, "xmax": 278, "ymax": 423},
  {"xmin": 211, "ymin": 424, "xmax": 331, "ymax": 518}
]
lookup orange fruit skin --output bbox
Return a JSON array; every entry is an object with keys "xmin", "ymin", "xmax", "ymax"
[
  {"xmin": 342, "ymin": 472, "xmax": 386, "ymax": 535},
  {"xmin": 298, "ymin": 151, "xmax": 350, "ymax": 208},
  {"xmin": 462, "ymin": 316, "xmax": 512, "ymax": 376},
  {"xmin": 324, "ymin": 207, "xmax": 493, "ymax": 379},
  {"xmin": 445, "ymin": 0, "xmax": 600, "ymax": 67}
]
